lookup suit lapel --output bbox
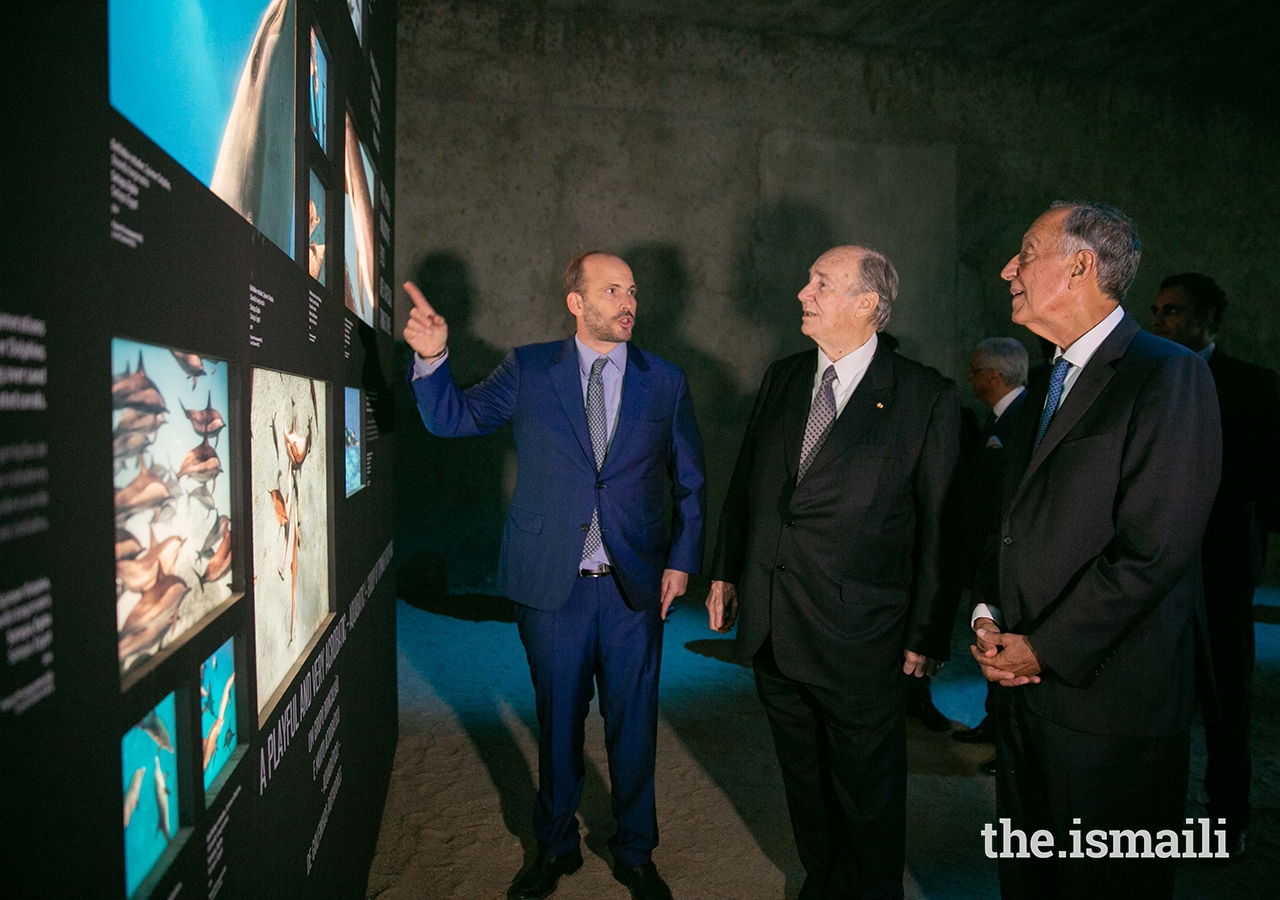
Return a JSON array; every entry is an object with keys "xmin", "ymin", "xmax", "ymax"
[
  {"xmin": 1011, "ymin": 315, "xmax": 1139, "ymax": 498},
  {"xmin": 549, "ymin": 336, "xmax": 596, "ymax": 466},
  {"xmin": 606, "ymin": 344, "xmax": 651, "ymax": 466},
  {"xmin": 799, "ymin": 342, "xmax": 895, "ymax": 483},
  {"xmin": 782, "ymin": 350, "xmax": 819, "ymax": 477}
]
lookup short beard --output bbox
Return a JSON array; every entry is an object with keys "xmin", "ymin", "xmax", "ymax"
[{"xmin": 583, "ymin": 300, "xmax": 631, "ymax": 344}]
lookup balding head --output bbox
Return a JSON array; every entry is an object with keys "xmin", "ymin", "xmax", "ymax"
[{"xmin": 798, "ymin": 245, "xmax": 899, "ymax": 360}]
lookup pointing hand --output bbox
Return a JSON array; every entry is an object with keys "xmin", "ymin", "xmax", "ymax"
[{"xmin": 403, "ymin": 281, "xmax": 449, "ymax": 360}]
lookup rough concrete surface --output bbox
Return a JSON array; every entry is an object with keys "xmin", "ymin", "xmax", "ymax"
[{"xmin": 366, "ymin": 583, "xmax": 1279, "ymax": 899}]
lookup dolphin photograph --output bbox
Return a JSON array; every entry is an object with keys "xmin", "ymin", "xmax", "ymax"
[
  {"xmin": 309, "ymin": 168, "xmax": 328, "ymax": 286},
  {"xmin": 121, "ymin": 692, "xmax": 180, "ymax": 897},
  {"xmin": 113, "ymin": 339, "xmax": 234, "ymax": 680},
  {"xmin": 251, "ymin": 368, "xmax": 331, "ymax": 714},
  {"xmin": 200, "ymin": 637, "xmax": 238, "ymax": 793},
  {"xmin": 310, "ymin": 26, "xmax": 328, "ymax": 151},
  {"xmin": 343, "ymin": 111, "xmax": 378, "ymax": 327},
  {"xmin": 108, "ymin": 0, "xmax": 297, "ymax": 258},
  {"xmin": 344, "ymin": 386, "xmax": 364, "ymax": 497}
]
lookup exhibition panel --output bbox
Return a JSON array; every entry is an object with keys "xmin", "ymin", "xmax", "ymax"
[{"xmin": 5, "ymin": 3, "xmax": 400, "ymax": 898}]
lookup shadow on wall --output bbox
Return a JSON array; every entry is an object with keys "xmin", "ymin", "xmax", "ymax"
[{"xmin": 395, "ymin": 252, "xmax": 515, "ymax": 600}]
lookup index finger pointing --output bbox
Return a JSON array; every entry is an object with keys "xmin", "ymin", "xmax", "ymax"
[{"xmin": 403, "ymin": 281, "xmax": 437, "ymax": 315}]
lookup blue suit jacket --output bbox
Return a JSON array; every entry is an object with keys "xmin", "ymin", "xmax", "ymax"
[{"xmin": 409, "ymin": 337, "xmax": 707, "ymax": 611}]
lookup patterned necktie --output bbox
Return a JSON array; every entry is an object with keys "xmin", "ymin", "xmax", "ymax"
[
  {"xmin": 581, "ymin": 357, "xmax": 609, "ymax": 562},
  {"xmin": 1033, "ymin": 357, "xmax": 1072, "ymax": 452},
  {"xmin": 797, "ymin": 365, "xmax": 838, "ymax": 483}
]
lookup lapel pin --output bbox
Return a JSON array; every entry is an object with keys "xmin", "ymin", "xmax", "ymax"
[{"xmin": 876, "ymin": 402, "xmax": 884, "ymax": 409}]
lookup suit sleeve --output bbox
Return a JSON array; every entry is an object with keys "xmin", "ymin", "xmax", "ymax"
[
  {"xmin": 406, "ymin": 348, "xmax": 519, "ymax": 437},
  {"xmin": 1029, "ymin": 354, "xmax": 1222, "ymax": 686},
  {"xmin": 903, "ymin": 381, "xmax": 962, "ymax": 660},
  {"xmin": 665, "ymin": 371, "xmax": 708, "ymax": 574},
  {"xmin": 709, "ymin": 362, "xmax": 777, "ymax": 585}
]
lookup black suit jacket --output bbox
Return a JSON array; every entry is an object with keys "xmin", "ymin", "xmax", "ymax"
[
  {"xmin": 711, "ymin": 341, "xmax": 961, "ymax": 694},
  {"xmin": 1203, "ymin": 348, "xmax": 1280, "ymax": 593},
  {"xmin": 982, "ymin": 315, "xmax": 1222, "ymax": 736},
  {"xmin": 959, "ymin": 390, "xmax": 1028, "ymax": 585}
]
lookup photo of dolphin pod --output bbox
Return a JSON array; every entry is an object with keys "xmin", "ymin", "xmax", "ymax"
[
  {"xmin": 109, "ymin": 0, "xmax": 297, "ymax": 258},
  {"xmin": 251, "ymin": 368, "xmax": 331, "ymax": 714},
  {"xmin": 114, "ymin": 339, "xmax": 235, "ymax": 680},
  {"xmin": 122, "ymin": 692, "xmax": 180, "ymax": 898},
  {"xmin": 200, "ymin": 637, "xmax": 238, "ymax": 793}
]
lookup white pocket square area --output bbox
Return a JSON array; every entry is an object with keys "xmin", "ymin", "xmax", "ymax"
[{"xmin": 986, "ymin": 435, "xmax": 1004, "ymax": 449}]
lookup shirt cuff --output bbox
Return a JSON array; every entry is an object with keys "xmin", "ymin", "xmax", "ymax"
[
  {"xmin": 411, "ymin": 348, "xmax": 448, "ymax": 380},
  {"xmin": 970, "ymin": 603, "xmax": 1003, "ymax": 630}
]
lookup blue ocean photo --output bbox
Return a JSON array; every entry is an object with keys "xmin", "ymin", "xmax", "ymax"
[
  {"xmin": 345, "ymin": 387, "xmax": 364, "ymax": 496},
  {"xmin": 122, "ymin": 692, "xmax": 179, "ymax": 897},
  {"xmin": 201, "ymin": 637, "xmax": 238, "ymax": 794},
  {"xmin": 310, "ymin": 26, "xmax": 328, "ymax": 150},
  {"xmin": 109, "ymin": 0, "xmax": 296, "ymax": 257},
  {"xmin": 309, "ymin": 169, "xmax": 327, "ymax": 286}
]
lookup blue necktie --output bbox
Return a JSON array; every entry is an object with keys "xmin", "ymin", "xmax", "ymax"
[{"xmin": 1033, "ymin": 357, "xmax": 1072, "ymax": 452}]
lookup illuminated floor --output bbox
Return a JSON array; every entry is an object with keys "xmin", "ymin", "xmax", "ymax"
[{"xmin": 367, "ymin": 582, "xmax": 1280, "ymax": 899}]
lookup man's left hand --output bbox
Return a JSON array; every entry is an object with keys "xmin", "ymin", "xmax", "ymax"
[
  {"xmin": 902, "ymin": 650, "xmax": 941, "ymax": 677},
  {"xmin": 970, "ymin": 630, "xmax": 1043, "ymax": 686},
  {"xmin": 660, "ymin": 569, "xmax": 689, "ymax": 620}
]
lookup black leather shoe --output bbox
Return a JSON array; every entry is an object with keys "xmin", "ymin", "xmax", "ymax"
[
  {"xmin": 612, "ymin": 861, "xmax": 674, "ymax": 900},
  {"xmin": 507, "ymin": 847, "xmax": 583, "ymax": 900},
  {"xmin": 979, "ymin": 757, "xmax": 997, "ymax": 776},
  {"xmin": 907, "ymin": 695, "xmax": 951, "ymax": 732},
  {"xmin": 952, "ymin": 716, "xmax": 995, "ymax": 744}
]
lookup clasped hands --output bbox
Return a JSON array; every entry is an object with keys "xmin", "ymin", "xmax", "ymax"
[
  {"xmin": 705, "ymin": 580, "xmax": 942, "ymax": 676},
  {"xmin": 970, "ymin": 617, "xmax": 1043, "ymax": 686}
]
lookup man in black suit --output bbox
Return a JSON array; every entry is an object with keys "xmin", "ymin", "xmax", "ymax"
[
  {"xmin": 706, "ymin": 245, "xmax": 960, "ymax": 899},
  {"xmin": 1150, "ymin": 272, "xmax": 1280, "ymax": 855},
  {"xmin": 952, "ymin": 338, "xmax": 1028, "ymax": 766},
  {"xmin": 971, "ymin": 202, "xmax": 1221, "ymax": 899}
]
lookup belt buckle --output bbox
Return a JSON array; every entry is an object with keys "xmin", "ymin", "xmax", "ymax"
[{"xmin": 579, "ymin": 564, "xmax": 612, "ymax": 577}]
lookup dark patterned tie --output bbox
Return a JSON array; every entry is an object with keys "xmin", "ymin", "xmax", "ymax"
[
  {"xmin": 1033, "ymin": 357, "xmax": 1072, "ymax": 452},
  {"xmin": 581, "ymin": 357, "xmax": 609, "ymax": 562},
  {"xmin": 798, "ymin": 365, "xmax": 838, "ymax": 483}
]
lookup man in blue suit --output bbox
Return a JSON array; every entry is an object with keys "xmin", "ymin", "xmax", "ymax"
[{"xmin": 403, "ymin": 250, "xmax": 707, "ymax": 900}]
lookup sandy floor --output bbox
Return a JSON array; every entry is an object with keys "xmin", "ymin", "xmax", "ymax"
[{"xmin": 366, "ymin": 581, "xmax": 1280, "ymax": 899}]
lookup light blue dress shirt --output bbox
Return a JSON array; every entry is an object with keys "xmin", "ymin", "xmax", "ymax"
[{"xmin": 575, "ymin": 337, "xmax": 627, "ymax": 569}]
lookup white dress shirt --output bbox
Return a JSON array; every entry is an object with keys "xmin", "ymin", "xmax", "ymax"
[
  {"xmin": 971, "ymin": 306, "xmax": 1126, "ymax": 630},
  {"xmin": 813, "ymin": 332, "xmax": 878, "ymax": 418}
]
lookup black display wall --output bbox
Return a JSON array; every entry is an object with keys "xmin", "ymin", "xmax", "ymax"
[{"xmin": 4, "ymin": 3, "xmax": 399, "ymax": 897}]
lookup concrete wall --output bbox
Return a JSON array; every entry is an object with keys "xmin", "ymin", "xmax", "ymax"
[{"xmin": 392, "ymin": 0, "xmax": 1280, "ymax": 594}]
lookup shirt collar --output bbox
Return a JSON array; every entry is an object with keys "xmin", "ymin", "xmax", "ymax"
[
  {"xmin": 1055, "ymin": 304, "xmax": 1126, "ymax": 370},
  {"xmin": 1198, "ymin": 342, "xmax": 1216, "ymax": 362},
  {"xmin": 574, "ymin": 335, "xmax": 628, "ymax": 376},
  {"xmin": 818, "ymin": 332, "xmax": 879, "ymax": 384},
  {"xmin": 992, "ymin": 385, "xmax": 1026, "ymax": 420}
]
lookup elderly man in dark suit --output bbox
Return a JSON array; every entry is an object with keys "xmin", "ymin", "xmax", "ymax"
[
  {"xmin": 972, "ymin": 202, "xmax": 1222, "ymax": 899},
  {"xmin": 706, "ymin": 245, "xmax": 960, "ymax": 899},
  {"xmin": 952, "ymin": 338, "xmax": 1028, "ymax": 769},
  {"xmin": 1150, "ymin": 272, "xmax": 1280, "ymax": 856},
  {"xmin": 404, "ymin": 251, "xmax": 707, "ymax": 900}
]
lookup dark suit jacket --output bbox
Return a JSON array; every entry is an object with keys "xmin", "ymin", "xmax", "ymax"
[
  {"xmin": 408, "ymin": 337, "xmax": 707, "ymax": 611},
  {"xmin": 959, "ymin": 390, "xmax": 1028, "ymax": 586},
  {"xmin": 982, "ymin": 315, "xmax": 1222, "ymax": 736},
  {"xmin": 1203, "ymin": 348, "xmax": 1280, "ymax": 593},
  {"xmin": 710, "ymin": 341, "xmax": 961, "ymax": 694}
]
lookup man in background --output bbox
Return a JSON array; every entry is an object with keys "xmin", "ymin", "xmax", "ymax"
[
  {"xmin": 405, "ymin": 251, "xmax": 707, "ymax": 900},
  {"xmin": 1150, "ymin": 272, "xmax": 1280, "ymax": 855},
  {"xmin": 952, "ymin": 338, "xmax": 1028, "ymax": 773},
  {"xmin": 707, "ymin": 245, "xmax": 960, "ymax": 899}
]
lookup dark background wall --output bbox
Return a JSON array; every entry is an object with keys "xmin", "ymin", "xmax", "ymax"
[{"xmin": 391, "ymin": 0, "xmax": 1280, "ymax": 593}]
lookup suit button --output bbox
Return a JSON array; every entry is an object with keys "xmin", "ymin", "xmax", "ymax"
[
  {"xmin": 596, "ymin": 481, "xmax": 605, "ymax": 489},
  {"xmin": 775, "ymin": 564, "xmax": 787, "ymax": 573},
  {"xmin": 580, "ymin": 524, "xmax": 590, "ymax": 532},
  {"xmin": 784, "ymin": 521, "xmax": 794, "ymax": 528},
  {"xmin": 1002, "ymin": 536, "xmax": 1013, "ymax": 546}
]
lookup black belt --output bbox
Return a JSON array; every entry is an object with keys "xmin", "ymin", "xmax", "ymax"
[{"xmin": 579, "ymin": 564, "xmax": 613, "ymax": 577}]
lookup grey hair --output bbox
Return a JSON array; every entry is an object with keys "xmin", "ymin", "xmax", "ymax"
[
  {"xmin": 1049, "ymin": 200, "xmax": 1142, "ymax": 301},
  {"xmin": 974, "ymin": 337, "xmax": 1029, "ymax": 387},
  {"xmin": 854, "ymin": 248, "xmax": 899, "ymax": 331}
]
